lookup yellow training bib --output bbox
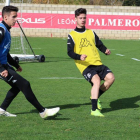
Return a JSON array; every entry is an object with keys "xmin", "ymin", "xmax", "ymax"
[{"xmin": 69, "ymin": 29, "xmax": 102, "ymax": 73}]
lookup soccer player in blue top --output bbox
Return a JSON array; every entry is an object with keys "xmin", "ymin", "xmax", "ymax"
[{"xmin": 0, "ymin": 5, "xmax": 60, "ymax": 118}]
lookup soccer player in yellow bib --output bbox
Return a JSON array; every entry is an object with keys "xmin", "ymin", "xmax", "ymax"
[{"xmin": 67, "ymin": 8, "xmax": 115, "ymax": 117}]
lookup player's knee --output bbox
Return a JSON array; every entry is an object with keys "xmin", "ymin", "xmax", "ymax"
[
  {"xmin": 91, "ymin": 74, "xmax": 100, "ymax": 87},
  {"xmin": 23, "ymin": 80, "xmax": 30, "ymax": 88},
  {"xmin": 109, "ymin": 73, "xmax": 115, "ymax": 84},
  {"xmin": 111, "ymin": 74, "xmax": 115, "ymax": 83},
  {"xmin": 105, "ymin": 73, "xmax": 115, "ymax": 83}
]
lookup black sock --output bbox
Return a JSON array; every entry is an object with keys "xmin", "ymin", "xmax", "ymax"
[
  {"xmin": 39, "ymin": 108, "xmax": 45, "ymax": 113},
  {"xmin": 98, "ymin": 89, "xmax": 105, "ymax": 98},
  {"xmin": 91, "ymin": 99, "xmax": 97, "ymax": 111}
]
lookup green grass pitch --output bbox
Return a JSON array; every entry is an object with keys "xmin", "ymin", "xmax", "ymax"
[{"xmin": 0, "ymin": 37, "xmax": 140, "ymax": 140}]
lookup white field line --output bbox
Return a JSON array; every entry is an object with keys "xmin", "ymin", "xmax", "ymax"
[
  {"xmin": 116, "ymin": 54, "xmax": 125, "ymax": 56},
  {"xmin": 114, "ymin": 49, "xmax": 140, "ymax": 62},
  {"xmin": 131, "ymin": 58, "xmax": 140, "ymax": 61},
  {"xmin": 40, "ymin": 77, "xmax": 84, "ymax": 79}
]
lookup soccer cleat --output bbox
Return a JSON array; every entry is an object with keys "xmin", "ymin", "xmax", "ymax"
[
  {"xmin": 91, "ymin": 109, "xmax": 104, "ymax": 117},
  {"xmin": 97, "ymin": 99, "xmax": 102, "ymax": 110},
  {"xmin": 39, "ymin": 107, "xmax": 60, "ymax": 119},
  {"xmin": 0, "ymin": 108, "xmax": 17, "ymax": 117}
]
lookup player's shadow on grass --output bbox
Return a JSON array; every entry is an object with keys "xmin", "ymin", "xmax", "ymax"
[
  {"xmin": 44, "ymin": 114, "xmax": 70, "ymax": 120},
  {"xmin": 26, "ymin": 102, "xmax": 91, "ymax": 117},
  {"xmin": 18, "ymin": 110, "xmax": 70, "ymax": 120},
  {"xmin": 16, "ymin": 102, "xmax": 90, "ymax": 118},
  {"xmin": 46, "ymin": 102, "xmax": 91, "ymax": 110},
  {"xmin": 102, "ymin": 95, "xmax": 140, "ymax": 113}
]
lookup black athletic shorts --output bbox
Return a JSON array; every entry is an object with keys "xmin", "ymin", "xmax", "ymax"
[{"xmin": 82, "ymin": 65, "xmax": 112, "ymax": 85}]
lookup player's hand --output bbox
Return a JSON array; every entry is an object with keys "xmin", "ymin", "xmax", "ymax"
[
  {"xmin": 0, "ymin": 70, "xmax": 8, "ymax": 77},
  {"xmin": 16, "ymin": 66, "xmax": 22, "ymax": 72},
  {"xmin": 105, "ymin": 49, "xmax": 111, "ymax": 55},
  {"xmin": 80, "ymin": 54, "xmax": 87, "ymax": 61}
]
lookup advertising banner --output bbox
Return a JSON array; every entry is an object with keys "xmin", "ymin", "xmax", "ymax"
[{"xmin": 0, "ymin": 13, "xmax": 140, "ymax": 30}]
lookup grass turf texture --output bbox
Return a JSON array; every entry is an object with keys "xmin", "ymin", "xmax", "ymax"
[{"xmin": 0, "ymin": 37, "xmax": 140, "ymax": 140}]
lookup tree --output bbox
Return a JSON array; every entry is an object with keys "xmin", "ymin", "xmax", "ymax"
[
  {"xmin": 123, "ymin": 0, "xmax": 134, "ymax": 6},
  {"xmin": 123, "ymin": 0, "xmax": 140, "ymax": 6},
  {"xmin": 135, "ymin": 0, "xmax": 140, "ymax": 5}
]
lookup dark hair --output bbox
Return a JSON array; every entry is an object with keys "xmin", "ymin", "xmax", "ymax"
[
  {"xmin": 75, "ymin": 8, "xmax": 87, "ymax": 17},
  {"xmin": 2, "ymin": 5, "xmax": 18, "ymax": 18}
]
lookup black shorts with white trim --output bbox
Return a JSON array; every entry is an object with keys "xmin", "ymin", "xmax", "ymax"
[{"xmin": 82, "ymin": 65, "xmax": 112, "ymax": 85}]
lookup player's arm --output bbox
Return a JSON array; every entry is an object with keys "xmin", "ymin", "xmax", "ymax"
[
  {"xmin": 67, "ymin": 34, "xmax": 81, "ymax": 60},
  {"xmin": 7, "ymin": 53, "xmax": 22, "ymax": 72},
  {"xmin": 93, "ymin": 31, "xmax": 111, "ymax": 55}
]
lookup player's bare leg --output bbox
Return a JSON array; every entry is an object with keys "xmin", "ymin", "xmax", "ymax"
[
  {"xmin": 91, "ymin": 74, "xmax": 100, "ymax": 99},
  {"xmin": 100, "ymin": 73, "xmax": 115, "ymax": 93},
  {"xmin": 90, "ymin": 74, "xmax": 104, "ymax": 117},
  {"xmin": 97, "ymin": 73, "xmax": 115, "ymax": 110}
]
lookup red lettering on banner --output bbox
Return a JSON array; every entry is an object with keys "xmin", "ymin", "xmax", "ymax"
[{"xmin": 0, "ymin": 13, "xmax": 140, "ymax": 30}]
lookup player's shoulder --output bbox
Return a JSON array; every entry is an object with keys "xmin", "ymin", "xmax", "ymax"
[
  {"xmin": 0, "ymin": 23, "xmax": 6, "ymax": 32},
  {"xmin": 0, "ymin": 27, "xmax": 5, "ymax": 36},
  {"xmin": 69, "ymin": 30, "xmax": 77, "ymax": 39},
  {"xmin": 85, "ymin": 29, "xmax": 95, "ymax": 36},
  {"xmin": 86, "ymin": 28, "xmax": 93, "ymax": 32},
  {"xmin": 69, "ymin": 29, "xmax": 75, "ymax": 34},
  {"xmin": 0, "ymin": 23, "xmax": 5, "ymax": 28}
]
